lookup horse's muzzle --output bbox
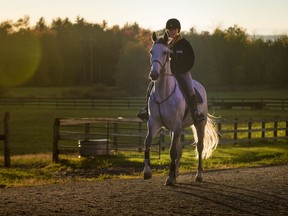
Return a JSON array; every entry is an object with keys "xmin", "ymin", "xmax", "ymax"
[{"xmin": 150, "ymin": 70, "xmax": 159, "ymax": 81}]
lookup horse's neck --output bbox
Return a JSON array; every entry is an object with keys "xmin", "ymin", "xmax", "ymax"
[{"xmin": 154, "ymin": 65, "xmax": 175, "ymax": 100}]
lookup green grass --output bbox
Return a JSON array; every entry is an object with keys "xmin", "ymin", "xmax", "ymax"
[
  {"xmin": 0, "ymin": 141, "xmax": 287, "ymax": 187},
  {"xmin": 0, "ymin": 87, "xmax": 287, "ymax": 187}
]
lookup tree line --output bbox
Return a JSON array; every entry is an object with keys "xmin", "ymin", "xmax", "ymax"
[{"xmin": 0, "ymin": 16, "xmax": 287, "ymax": 96}]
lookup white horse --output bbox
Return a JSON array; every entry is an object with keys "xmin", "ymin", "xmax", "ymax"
[{"xmin": 143, "ymin": 32, "xmax": 219, "ymax": 186}]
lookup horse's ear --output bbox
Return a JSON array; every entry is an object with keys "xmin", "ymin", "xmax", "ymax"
[
  {"xmin": 164, "ymin": 31, "xmax": 169, "ymax": 43},
  {"xmin": 152, "ymin": 32, "xmax": 158, "ymax": 42}
]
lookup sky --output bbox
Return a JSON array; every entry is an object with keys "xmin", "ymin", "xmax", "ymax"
[{"xmin": 1, "ymin": 0, "xmax": 287, "ymax": 35}]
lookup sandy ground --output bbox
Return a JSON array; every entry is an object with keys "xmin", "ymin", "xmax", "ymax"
[{"xmin": 0, "ymin": 165, "xmax": 287, "ymax": 215}]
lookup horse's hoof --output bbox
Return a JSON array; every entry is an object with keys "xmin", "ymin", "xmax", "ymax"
[
  {"xmin": 143, "ymin": 172, "xmax": 152, "ymax": 180},
  {"xmin": 195, "ymin": 176, "xmax": 203, "ymax": 182},
  {"xmin": 165, "ymin": 177, "xmax": 176, "ymax": 186}
]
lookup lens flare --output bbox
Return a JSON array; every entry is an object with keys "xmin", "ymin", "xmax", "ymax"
[{"xmin": 0, "ymin": 34, "xmax": 41, "ymax": 87}]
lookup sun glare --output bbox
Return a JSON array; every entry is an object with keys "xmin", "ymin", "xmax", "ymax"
[{"xmin": 0, "ymin": 35, "xmax": 41, "ymax": 87}]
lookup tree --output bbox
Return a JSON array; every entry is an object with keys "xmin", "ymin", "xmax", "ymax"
[
  {"xmin": 0, "ymin": 32, "xmax": 41, "ymax": 87},
  {"xmin": 34, "ymin": 17, "xmax": 48, "ymax": 32},
  {"xmin": 115, "ymin": 41, "xmax": 149, "ymax": 95}
]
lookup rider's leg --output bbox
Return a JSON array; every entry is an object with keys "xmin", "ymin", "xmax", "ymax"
[
  {"xmin": 189, "ymin": 94, "xmax": 205, "ymax": 123},
  {"xmin": 136, "ymin": 82, "xmax": 154, "ymax": 121},
  {"xmin": 176, "ymin": 72, "xmax": 205, "ymax": 125}
]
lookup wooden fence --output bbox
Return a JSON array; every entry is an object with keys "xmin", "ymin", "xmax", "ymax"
[
  {"xmin": 0, "ymin": 112, "xmax": 10, "ymax": 167},
  {"xmin": 1, "ymin": 98, "xmax": 287, "ymax": 110},
  {"xmin": 52, "ymin": 117, "xmax": 163, "ymax": 163},
  {"xmin": 52, "ymin": 117, "xmax": 288, "ymax": 162},
  {"xmin": 217, "ymin": 117, "xmax": 288, "ymax": 144},
  {"xmin": 209, "ymin": 98, "xmax": 288, "ymax": 110}
]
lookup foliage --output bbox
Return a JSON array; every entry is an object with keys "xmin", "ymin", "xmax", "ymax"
[
  {"xmin": 115, "ymin": 41, "xmax": 150, "ymax": 96},
  {"xmin": 0, "ymin": 18, "xmax": 287, "ymax": 95},
  {"xmin": 187, "ymin": 25, "xmax": 288, "ymax": 90},
  {"xmin": 0, "ymin": 31, "xmax": 41, "ymax": 86}
]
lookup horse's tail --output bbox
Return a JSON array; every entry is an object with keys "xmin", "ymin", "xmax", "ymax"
[{"xmin": 192, "ymin": 113, "xmax": 219, "ymax": 159}]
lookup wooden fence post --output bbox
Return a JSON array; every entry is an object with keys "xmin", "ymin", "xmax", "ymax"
[
  {"xmin": 217, "ymin": 121, "xmax": 222, "ymax": 142},
  {"xmin": 4, "ymin": 112, "xmax": 10, "ymax": 167},
  {"xmin": 234, "ymin": 118, "xmax": 238, "ymax": 143},
  {"xmin": 114, "ymin": 122, "xmax": 118, "ymax": 152},
  {"xmin": 52, "ymin": 118, "xmax": 60, "ymax": 163},
  {"xmin": 106, "ymin": 120, "xmax": 110, "ymax": 155},
  {"xmin": 84, "ymin": 123, "xmax": 90, "ymax": 141},
  {"xmin": 286, "ymin": 118, "xmax": 288, "ymax": 137},
  {"xmin": 248, "ymin": 119, "xmax": 252, "ymax": 140},
  {"xmin": 274, "ymin": 119, "xmax": 278, "ymax": 140},
  {"xmin": 261, "ymin": 120, "xmax": 265, "ymax": 139},
  {"xmin": 160, "ymin": 129, "xmax": 165, "ymax": 151}
]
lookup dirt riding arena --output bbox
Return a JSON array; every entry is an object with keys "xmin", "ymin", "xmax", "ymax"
[{"xmin": 0, "ymin": 165, "xmax": 287, "ymax": 215}]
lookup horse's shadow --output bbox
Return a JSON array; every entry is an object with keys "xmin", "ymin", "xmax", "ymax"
[{"xmin": 169, "ymin": 177, "xmax": 287, "ymax": 215}]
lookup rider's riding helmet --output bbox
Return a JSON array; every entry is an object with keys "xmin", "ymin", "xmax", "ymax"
[{"xmin": 166, "ymin": 18, "xmax": 181, "ymax": 32}]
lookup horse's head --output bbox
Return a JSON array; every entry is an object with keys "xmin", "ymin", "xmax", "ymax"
[{"xmin": 149, "ymin": 32, "xmax": 171, "ymax": 81}]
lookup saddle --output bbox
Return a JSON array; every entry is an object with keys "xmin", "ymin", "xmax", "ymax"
[{"xmin": 176, "ymin": 77, "xmax": 203, "ymax": 104}]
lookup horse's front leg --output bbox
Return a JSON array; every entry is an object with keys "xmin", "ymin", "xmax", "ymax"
[
  {"xmin": 165, "ymin": 131, "xmax": 181, "ymax": 186},
  {"xmin": 143, "ymin": 142, "xmax": 152, "ymax": 179},
  {"xmin": 143, "ymin": 122, "xmax": 159, "ymax": 180},
  {"xmin": 195, "ymin": 123, "xmax": 205, "ymax": 182}
]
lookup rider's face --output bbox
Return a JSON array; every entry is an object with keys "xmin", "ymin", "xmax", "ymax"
[{"xmin": 167, "ymin": 28, "xmax": 179, "ymax": 38}]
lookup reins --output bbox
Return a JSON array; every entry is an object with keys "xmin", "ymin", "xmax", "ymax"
[
  {"xmin": 150, "ymin": 80, "xmax": 177, "ymax": 129},
  {"xmin": 151, "ymin": 81, "xmax": 177, "ymax": 105}
]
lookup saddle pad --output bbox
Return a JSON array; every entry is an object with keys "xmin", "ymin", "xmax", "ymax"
[{"xmin": 195, "ymin": 88, "xmax": 203, "ymax": 103}]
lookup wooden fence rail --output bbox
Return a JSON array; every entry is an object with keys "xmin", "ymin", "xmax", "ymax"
[
  {"xmin": 217, "ymin": 117, "xmax": 288, "ymax": 144},
  {"xmin": 1, "ymin": 98, "xmax": 288, "ymax": 110},
  {"xmin": 52, "ymin": 117, "xmax": 288, "ymax": 163},
  {"xmin": 0, "ymin": 112, "xmax": 10, "ymax": 167},
  {"xmin": 52, "ymin": 117, "xmax": 163, "ymax": 163}
]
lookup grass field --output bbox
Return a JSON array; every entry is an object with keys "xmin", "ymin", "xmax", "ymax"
[
  {"xmin": 0, "ymin": 87, "xmax": 287, "ymax": 187},
  {"xmin": 0, "ymin": 140, "xmax": 287, "ymax": 187},
  {"xmin": 0, "ymin": 106, "xmax": 287, "ymax": 155}
]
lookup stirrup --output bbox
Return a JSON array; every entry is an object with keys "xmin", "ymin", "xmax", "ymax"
[{"xmin": 136, "ymin": 108, "xmax": 148, "ymax": 121}]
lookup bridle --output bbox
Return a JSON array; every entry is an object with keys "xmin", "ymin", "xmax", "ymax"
[
  {"xmin": 149, "ymin": 43, "xmax": 177, "ymax": 104},
  {"xmin": 150, "ymin": 43, "xmax": 174, "ymax": 77},
  {"xmin": 151, "ymin": 59, "xmax": 167, "ymax": 75},
  {"xmin": 149, "ymin": 40, "xmax": 177, "ymax": 128}
]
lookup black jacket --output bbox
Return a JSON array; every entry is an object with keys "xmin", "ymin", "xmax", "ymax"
[{"xmin": 169, "ymin": 37, "xmax": 195, "ymax": 74}]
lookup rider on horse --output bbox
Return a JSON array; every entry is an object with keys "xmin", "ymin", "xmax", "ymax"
[{"xmin": 137, "ymin": 18, "xmax": 205, "ymax": 125}]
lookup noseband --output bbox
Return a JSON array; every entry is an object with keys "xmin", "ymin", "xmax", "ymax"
[
  {"xmin": 150, "ymin": 44, "xmax": 173, "ymax": 76},
  {"xmin": 151, "ymin": 59, "xmax": 167, "ymax": 75}
]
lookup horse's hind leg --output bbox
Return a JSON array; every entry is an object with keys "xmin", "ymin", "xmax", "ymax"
[
  {"xmin": 195, "ymin": 122, "xmax": 205, "ymax": 182},
  {"xmin": 165, "ymin": 131, "xmax": 181, "ymax": 186}
]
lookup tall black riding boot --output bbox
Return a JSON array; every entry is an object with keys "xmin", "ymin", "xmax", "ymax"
[
  {"xmin": 136, "ymin": 82, "xmax": 154, "ymax": 121},
  {"xmin": 189, "ymin": 94, "xmax": 205, "ymax": 125},
  {"xmin": 136, "ymin": 106, "xmax": 148, "ymax": 121}
]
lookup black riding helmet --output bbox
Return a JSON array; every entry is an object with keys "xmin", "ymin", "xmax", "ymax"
[{"xmin": 166, "ymin": 18, "xmax": 181, "ymax": 32}]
